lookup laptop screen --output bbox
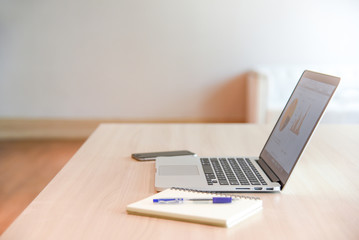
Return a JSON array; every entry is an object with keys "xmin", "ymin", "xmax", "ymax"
[{"xmin": 260, "ymin": 71, "xmax": 340, "ymax": 187}]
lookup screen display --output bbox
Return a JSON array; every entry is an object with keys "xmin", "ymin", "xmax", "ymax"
[{"xmin": 260, "ymin": 76, "xmax": 337, "ymax": 185}]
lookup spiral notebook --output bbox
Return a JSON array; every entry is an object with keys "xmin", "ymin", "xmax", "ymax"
[{"xmin": 126, "ymin": 188, "xmax": 262, "ymax": 228}]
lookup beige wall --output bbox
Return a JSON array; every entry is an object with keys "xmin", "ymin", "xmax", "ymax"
[{"xmin": 0, "ymin": 0, "xmax": 358, "ymax": 121}]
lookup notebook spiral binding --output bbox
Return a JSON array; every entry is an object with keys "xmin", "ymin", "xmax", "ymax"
[{"xmin": 171, "ymin": 187, "xmax": 261, "ymax": 200}]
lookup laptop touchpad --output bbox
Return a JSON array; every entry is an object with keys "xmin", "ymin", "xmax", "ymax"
[{"xmin": 159, "ymin": 165, "xmax": 199, "ymax": 176}]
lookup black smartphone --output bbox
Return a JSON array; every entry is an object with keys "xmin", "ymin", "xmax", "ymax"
[{"xmin": 132, "ymin": 150, "xmax": 196, "ymax": 161}]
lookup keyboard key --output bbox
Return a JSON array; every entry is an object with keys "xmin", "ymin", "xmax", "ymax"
[
  {"xmin": 202, "ymin": 164, "xmax": 214, "ymax": 174},
  {"xmin": 219, "ymin": 180, "xmax": 229, "ymax": 185}
]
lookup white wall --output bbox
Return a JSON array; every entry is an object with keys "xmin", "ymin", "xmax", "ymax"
[{"xmin": 1, "ymin": 0, "xmax": 358, "ymax": 120}]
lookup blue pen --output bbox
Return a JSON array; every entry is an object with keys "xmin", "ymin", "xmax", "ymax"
[{"xmin": 153, "ymin": 197, "xmax": 232, "ymax": 204}]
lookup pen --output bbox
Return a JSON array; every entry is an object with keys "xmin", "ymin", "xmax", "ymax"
[{"xmin": 153, "ymin": 197, "xmax": 232, "ymax": 204}]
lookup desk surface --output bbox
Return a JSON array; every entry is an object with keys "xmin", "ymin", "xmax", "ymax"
[{"xmin": 2, "ymin": 124, "xmax": 359, "ymax": 240}]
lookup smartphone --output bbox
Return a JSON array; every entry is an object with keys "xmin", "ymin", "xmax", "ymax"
[{"xmin": 132, "ymin": 150, "xmax": 196, "ymax": 161}]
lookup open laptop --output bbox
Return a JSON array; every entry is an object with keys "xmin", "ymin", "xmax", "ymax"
[{"xmin": 155, "ymin": 70, "xmax": 340, "ymax": 192}]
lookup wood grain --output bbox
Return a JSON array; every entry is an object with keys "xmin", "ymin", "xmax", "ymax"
[{"xmin": 1, "ymin": 124, "xmax": 358, "ymax": 240}]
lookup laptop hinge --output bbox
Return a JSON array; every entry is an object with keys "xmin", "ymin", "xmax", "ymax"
[{"xmin": 257, "ymin": 158, "xmax": 280, "ymax": 183}]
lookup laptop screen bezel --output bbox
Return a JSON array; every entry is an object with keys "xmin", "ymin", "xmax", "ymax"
[{"xmin": 259, "ymin": 70, "xmax": 340, "ymax": 189}]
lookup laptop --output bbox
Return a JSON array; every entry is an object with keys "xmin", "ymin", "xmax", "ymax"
[{"xmin": 155, "ymin": 70, "xmax": 340, "ymax": 192}]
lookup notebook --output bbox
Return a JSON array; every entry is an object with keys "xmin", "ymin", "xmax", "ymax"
[
  {"xmin": 126, "ymin": 188, "xmax": 262, "ymax": 228},
  {"xmin": 155, "ymin": 70, "xmax": 340, "ymax": 192}
]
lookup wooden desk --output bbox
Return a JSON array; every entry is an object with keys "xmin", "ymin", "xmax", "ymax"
[{"xmin": 1, "ymin": 124, "xmax": 359, "ymax": 239}]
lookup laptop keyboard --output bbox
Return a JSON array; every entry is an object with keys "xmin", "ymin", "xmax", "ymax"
[{"xmin": 200, "ymin": 158, "xmax": 267, "ymax": 186}]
